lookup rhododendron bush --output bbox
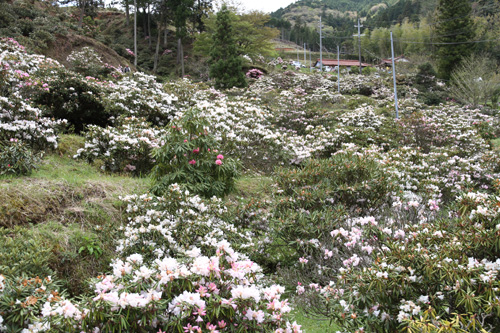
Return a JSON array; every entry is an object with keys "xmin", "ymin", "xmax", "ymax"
[
  {"xmin": 0, "ymin": 185, "xmax": 299, "ymax": 332},
  {"xmin": 3, "ymin": 36, "xmax": 500, "ymax": 332},
  {"xmin": 150, "ymin": 109, "xmax": 241, "ymax": 198},
  {"xmin": 74, "ymin": 116, "xmax": 166, "ymax": 175}
]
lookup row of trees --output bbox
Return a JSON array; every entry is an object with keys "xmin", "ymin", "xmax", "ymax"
[
  {"xmin": 269, "ymin": 0, "xmax": 500, "ymax": 80},
  {"xmin": 71, "ymin": 0, "xmax": 278, "ymax": 78}
]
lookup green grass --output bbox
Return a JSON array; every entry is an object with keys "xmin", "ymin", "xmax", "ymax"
[
  {"xmin": 291, "ymin": 309, "xmax": 339, "ymax": 332},
  {"xmin": 0, "ymin": 134, "xmax": 149, "ymax": 294},
  {"xmin": 233, "ymin": 175, "xmax": 274, "ymax": 198},
  {"xmin": 492, "ymin": 138, "xmax": 500, "ymax": 149}
]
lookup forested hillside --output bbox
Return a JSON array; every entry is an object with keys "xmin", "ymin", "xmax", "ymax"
[{"xmin": 268, "ymin": 0, "xmax": 500, "ymax": 68}]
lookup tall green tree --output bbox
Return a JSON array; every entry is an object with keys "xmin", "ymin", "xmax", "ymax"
[
  {"xmin": 195, "ymin": 10, "xmax": 279, "ymax": 59},
  {"xmin": 209, "ymin": 5, "xmax": 247, "ymax": 89},
  {"xmin": 435, "ymin": 0, "xmax": 475, "ymax": 79},
  {"xmin": 169, "ymin": 0, "xmax": 195, "ymax": 77}
]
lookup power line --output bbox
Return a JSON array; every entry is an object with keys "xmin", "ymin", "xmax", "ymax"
[{"xmin": 395, "ymin": 38, "xmax": 500, "ymax": 45}]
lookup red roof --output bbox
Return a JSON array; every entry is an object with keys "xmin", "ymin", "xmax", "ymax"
[{"xmin": 315, "ymin": 59, "xmax": 372, "ymax": 67}]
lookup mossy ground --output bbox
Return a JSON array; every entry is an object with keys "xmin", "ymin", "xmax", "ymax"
[{"xmin": 0, "ymin": 135, "xmax": 148, "ymax": 295}]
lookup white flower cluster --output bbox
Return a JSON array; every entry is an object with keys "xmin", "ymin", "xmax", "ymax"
[
  {"xmin": 74, "ymin": 117, "xmax": 166, "ymax": 173},
  {"xmin": 105, "ymin": 72, "xmax": 178, "ymax": 125},
  {"xmin": 117, "ymin": 184, "xmax": 254, "ymax": 258},
  {"xmin": 0, "ymin": 39, "xmax": 65, "ymax": 151}
]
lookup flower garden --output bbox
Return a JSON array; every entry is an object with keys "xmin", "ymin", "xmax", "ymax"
[{"xmin": 1, "ymin": 36, "xmax": 500, "ymax": 332}]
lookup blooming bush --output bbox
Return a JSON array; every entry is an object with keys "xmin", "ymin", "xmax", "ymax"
[
  {"xmin": 66, "ymin": 47, "xmax": 115, "ymax": 79},
  {"xmin": 256, "ymin": 148, "xmax": 397, "ymax": 271},
  {"xmin": 117, "ymin": 184, "xmax": 254, "ymax": 260},
  {"xmin": 0, "ymin": 96, "xmax": 65, "ymax": 151},
  {"xmin": 0, "ymin": 139, "xmax": 41, "ymax": 176},
  {"xmin": 0, "ymin": 274, "xmax": 66, "ymax": 332},
  {"xmin": 293, "ymin": 188, "xmax": 500, "ymax": 331},
  {"xmin": 103, "ymin": 72, "xmax": 177, "ymax": 126},
  {"xmin": 150, "ymin": 109, "xmax": 241, "ymax": 198},
  {"xmin": 28, "ymin": 245, "xmax": 298, "ymax": 332},
  {"xmin": 74, "ymin": 116, "xmax": 166, "ymax": 175},
  {"xmin": 246, "ymin": 68, "xmax": 264, "ymax": 79}
]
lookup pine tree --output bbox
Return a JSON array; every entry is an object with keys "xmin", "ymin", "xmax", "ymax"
[
  {"xmin": 209, "ymin": 5, "xmax": 247, "ymax": 89},
  {"xmin": 436, "ymin": 0, "xmax": 475, "ymax": 79}
]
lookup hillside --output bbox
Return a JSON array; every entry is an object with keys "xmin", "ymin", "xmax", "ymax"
[
  {"xmin": 2, "ymin": 0, "xmax": 500, "ymax": 332},
  {"xmin": 0, "ymin": 1, "xmax": 133, "ymax": 68},
  {"xmin": 272, "ymin": 0, "xmax": 399, "ymax": 18},
  {"xmin": 2, "ymin": 31, "xmax": 500, "ymax": 330}
]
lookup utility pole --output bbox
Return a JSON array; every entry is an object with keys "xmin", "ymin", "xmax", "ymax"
[
  {"xmin": 355, "ymin": 17, "xmax": 362, "ymax": 74},
  {"xmin": 390, "ymin": 31, "xmax": 399, "ymax": 119},
  {"xmin": 337, "ymin": 44, "xmax": 340, "ymax": 93},
  {"xmin": 319, "ymin": 17, "xmax": 323, "ymax": 72},
  {"xmin": 304, "ymin": 43, "xmax": 306, "ymax": 68},
  {"xmin": 309, "ymin": 48, "xmax": 312, "ymax": 72},
  {"xmin": 134, "ymin": 0, "xmax": 137, "ymax": 67}
]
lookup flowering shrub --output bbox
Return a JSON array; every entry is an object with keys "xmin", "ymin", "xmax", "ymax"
[
  {"xmin": 27, "ymin": 245, "xmax": 299, "ymax": 332},
  {"xmin": 151, "ymin": 109, "xmax": 241, "ymax": 198},
  {"xmin": 246, "ymin": 68, "xmax": 264, "ymax": 79},
  {"xmin": 0, "ymin": 38, "xmax": 65, "ymax": 152},
  {"xmin": 0, "ymin": 139, "xmax": 41, "ymax": 176},
  {"xmin": 117, "ymin": 184, "xmax": 254, "ymax": 260},
  {"xmin": 294, "ymin": 190, "xmax": 500, "ymax": 331},
  {"xmin": 0, "ymin": 96, "xmax": 65, "ymax": 151},
  {"xmin": 66, "ymin": 47, "xmax": 115, "ymax": 78},
  {"xmin": 74, "ymin": 116, "xmax": 166, "ymax": 175},
  {"xmin": 103, "ymin": 72, "xmax": 177, "ymax": 126},
  {"xmin": 259, "ymin": 149, "xmax": 396, "ymax": 270},
  {"xmin": 33, "ymin": 69, "xmax": 110, "ymax": 133},
  {"xmin": 0, "ymin": 274, "xmax": 66, "ymax": 332}
]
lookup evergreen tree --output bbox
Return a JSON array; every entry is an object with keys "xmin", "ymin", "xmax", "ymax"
[
  {"xmin": 209, "ymin": 5, "xmax": 247, "ymax": 89},
  {"xmin": 436, "ymin": 0, "xmax": 475, "ymax": 79}
]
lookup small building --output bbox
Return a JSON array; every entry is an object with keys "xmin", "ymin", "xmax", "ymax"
[
  {"xmin": 378, "ymin": 55, "xmax": 408, "ymax": 68},
  {"xmin": 314, "ymin": 59, "xmax": 372, "ymax": 71}
]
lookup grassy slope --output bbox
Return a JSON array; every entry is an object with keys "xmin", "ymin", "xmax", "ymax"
[{"xmin": 0, "ymin": 135, "xmax": 148, "ymax": 295}]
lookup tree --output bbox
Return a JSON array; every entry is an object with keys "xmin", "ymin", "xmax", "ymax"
[
  {"xmin": 435, "ymin": 0, "xmax": 475, "ymax": 79},
  {"xmin": 449, "ymin": 53, "xmax": 500, "ymax": 107},
  {"xmin": 192, "ymin": 0, "xmax": 213, "ymax": 32},
  {"xmin": 209, "ymin": 5, "xmax": 247, "ymax": 89},
  {"xmin": 58, "ymin": 0, "xmax": 100, "ymax": 28},
  {"xmin": 169, "ymin": 0, "xmax": 195, "ymax": 77},
  {"xmin": 195, "ymin": 10, "xmax": 279, "ymax": 60}
]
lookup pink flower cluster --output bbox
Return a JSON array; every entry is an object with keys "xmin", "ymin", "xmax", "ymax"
[{"xmin": 215, "ymin": 154, "xmax": 224, "ymax": 166}]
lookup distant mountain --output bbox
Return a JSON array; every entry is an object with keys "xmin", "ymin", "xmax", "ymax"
[{"xmin": 271, "ymin": 0, "xmax": 400, "ymax": 21}]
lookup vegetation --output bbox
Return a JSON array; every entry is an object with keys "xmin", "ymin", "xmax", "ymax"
[
  {"xmin": 435, "ymin": 0, "xmax": 475, "ymax": 79},
  {"xmin": 1, "ymin": 1, "xmax": 500, "ymax": 332},
  {"xmin": 208, "ymin": 5, "xmax": 247, "ymax": 89},
  {"xmin": 449, "ymin": 53, "xmax": 500, "ymax": 107},
  {"xmin": 150, "ymin": 109, "xmax": 241, "ymax": 197}
]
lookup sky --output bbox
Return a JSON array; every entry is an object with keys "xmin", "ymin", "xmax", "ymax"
[
  {"xmin": 228, "ymin": 0, "xmax": 297, "ymax": 13},
  {"xmin": 105, "ymin": 0, "xmax": 297, "ymax": 15}
]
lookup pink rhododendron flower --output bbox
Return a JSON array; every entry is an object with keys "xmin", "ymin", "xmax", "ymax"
[
  {"xmin": 189, "ymin": 160, "xmax": 196, "ymax": 165},
  {"xmin": 193, "ymin": 147, "xmax": 200, "ymax": 154},
  {"xmin": 217, "ymin": 154, "xmax": 224, "ymax": 160},
  {"xmin": 215, "ymin": 159, "xmax": 222, "ymax": 165}
]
